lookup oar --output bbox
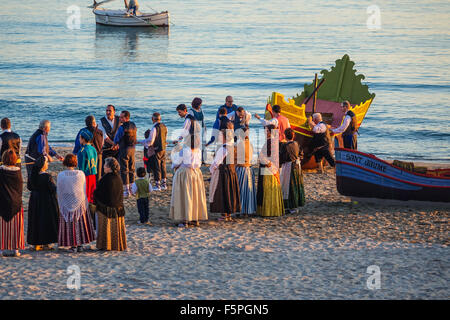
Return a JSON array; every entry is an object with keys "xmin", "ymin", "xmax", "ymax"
[
  {"xmin": 88, "ymin": 0, "xmax": 115, "ymax": 9},
  {"xmin": 127, "ymin": 12, "xmax": 158, "ymax": 28}
]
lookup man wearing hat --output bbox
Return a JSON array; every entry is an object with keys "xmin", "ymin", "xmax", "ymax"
[
  {"xmin": 76, "ymin": 128, "xmax": 98, "ymax": 203},
  {"xmin": 332, "ymin": 101, "xmax": 358, "ymax": 150}
]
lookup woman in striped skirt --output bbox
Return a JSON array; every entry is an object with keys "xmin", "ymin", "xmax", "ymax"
[
  {"xmin": 234, "ymin": 126, "xmax": 256, "ymax": 216},
  {"xmin": 57, "ymin": 154, "xmax": 95, "ymax": 252},
  {"xmin": 0, "ymin": 149, "xmax": 24, "ymax": 257}
]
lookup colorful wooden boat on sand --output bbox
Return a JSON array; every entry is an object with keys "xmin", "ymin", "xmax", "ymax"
[
  {"xmin": 335, "ymin": 148, "xmax": 450, "ymax": 204},
  {"xmin": 265, "ymin": 54, "xmax": 375, "ymax": 168}
]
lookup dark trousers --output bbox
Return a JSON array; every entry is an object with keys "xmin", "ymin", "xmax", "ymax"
[
  {"xmin": 137, "ymin": 197, "xmax": 150, "ymax": 223},
  {"xmin": 146, "ymin": 154, "xmax": 166, "ymax": 182},
  {"xmin": 343, "ymin": 134, "xmax": 357, "ymax": 150},
  {"xmin": 118, "ymin": 147, "xmax": 136, "ymax": 185},
  {"xmin": 314, "ymin": 147, "xmax": 336, "ymax": 167}
]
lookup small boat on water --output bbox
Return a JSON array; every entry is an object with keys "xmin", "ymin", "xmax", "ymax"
[
  {"xmin": 91, "ymin": 0, "xmax": 169, "ymax": 27},
  {"xmin": 335, "ymin": 148, "xmax": 450, "ymax": 203}
]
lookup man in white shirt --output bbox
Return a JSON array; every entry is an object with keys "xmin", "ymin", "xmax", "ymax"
[
  {"xmin": 98, "ymin": 104, "xmax": 120, "ymax": 175},
  {"xmin": 227, "ymin": 107, "xmax": 251, "ymax": 133},
  {"xmin": 308, "ymin": 113, "xmax": 335, "ymax": 173},
  {"xmin": 332, "ymin": 101, "xmax": 358, "ymax": 150},
  {"xmin": 139, "ymin": 112, "xmax": 168, "ymax": 191}
]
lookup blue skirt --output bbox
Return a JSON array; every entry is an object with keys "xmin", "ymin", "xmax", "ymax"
[{"xmin": 236, "ymin": 166, "xmax": 257, "ymax": 214}]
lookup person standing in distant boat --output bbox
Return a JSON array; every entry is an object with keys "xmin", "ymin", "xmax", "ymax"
[
  {"xmin": 126, "ymin": 0, "xmax": 139, "ymax": 15},
  {"xmin": 98, "ymin": 105, "xmax": 120, "ymax": 176},
  {"xmin": 332, "ymin": 101, "xmax": 358, "ymax": 150}
]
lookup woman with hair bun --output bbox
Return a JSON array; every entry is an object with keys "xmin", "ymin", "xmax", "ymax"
[
  {"xmin": 57, "ymin": 154, "xmax": 95, "ymax": 253},
  {"xmin": 27, "ymin": 155, "xmax": 59, "ymax": 251},
  {"xmin": 94, "ymin": 157, "xmax": 127, "ymax": 251},
  {"xmin": 0, "ymin": 149, "xmax": 24, "ymax": 257}
]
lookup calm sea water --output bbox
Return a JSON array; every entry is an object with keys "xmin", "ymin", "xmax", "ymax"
[{"xmin": 0, "ymin": 0, "xmax": 449, "ymax": 161}]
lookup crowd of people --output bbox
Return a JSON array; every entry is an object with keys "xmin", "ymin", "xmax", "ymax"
[{"xmin": 0, "ymin": 97, "xmax": 358, "ymax": 257}]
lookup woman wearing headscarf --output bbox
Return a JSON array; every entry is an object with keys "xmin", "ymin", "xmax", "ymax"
[
  {"xmin": 256, "ymin": 124, "xmax": 284, "ymax": 217},
  {"xmin": 57, "ymin": 154, "xmax": 95, "ymax": 252},
  {"xmin": 0, "ymin": 149, "xmax": 24, "ymax": 257},
  {"xmin": 76, "ymin": 128, "xmax": 98, "ymax": 203},
  {"xmin": 234, "ymin": 126, "xmax": 257, "ymax": 216},
  {"xmin": 94, "ymin": 157, "xmax": 127, "ymax": 251},
  {"xmin": 27, "ymin": 155, "xmax": 59, "ymax": 250},
  {"xmin": 209, "ymin": 121, "xmax": 241, "ymax": 221}
]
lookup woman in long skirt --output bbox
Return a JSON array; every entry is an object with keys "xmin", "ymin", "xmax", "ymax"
[
  {"xmin": 234, "ymin": 127, "xmax": 257, "ymax": 216},
  {"xmin": 280, "ymin": 128, "xmax": 306, "ymax": 213},
  {"xmin": 0, "ymin": 150, "xmax": 24, "ymax": 257},
  {"xmin": 27, "ymin": 155, "xmax": 59, "ymax": 250},
  {"xmin": 256, "ymin": 125, "xmax": 284, "ymax": 217},
  {"xmin": 169, "ymin": 115, "xmax": 208, "ymax": 227},
  {"xmin": 209, "ymin": 121, "xmax": 241, "ymax": 221},
  {"xmin": 57, "ymin": 154, "xmax": 95, "ymax": 252},
  {"xmin": 94, "ymin": 157, "xmax": 127, "ymax": 251},
  {"xmin": 76, "ymin": 128, "xmax": 98, "ymax": 204}
]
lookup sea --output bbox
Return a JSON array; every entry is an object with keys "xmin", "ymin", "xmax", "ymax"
[{"xmin": 0, "ymin": 0, "xmax": 449, "ymax": 161}]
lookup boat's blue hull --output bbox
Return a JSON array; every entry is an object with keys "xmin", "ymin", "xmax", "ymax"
[{"xmin": 335, "ymin": 148, "xmax": 450, "ymax": 203}]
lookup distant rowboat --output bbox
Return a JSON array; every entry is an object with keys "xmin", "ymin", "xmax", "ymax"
[
  {"xmin": 335, "ymin": 148, "xmax": 450, "ymax": 203},
  {"xmin": 93, "ymin": 8, "xmax": 169, "ymax": 27},
  {"xmin": 91, "ymin": 0, "xmax": 169, "ymax": 27}
]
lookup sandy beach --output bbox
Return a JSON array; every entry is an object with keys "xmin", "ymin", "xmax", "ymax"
[{"xmin": 0, "ymin": 147, "xmax": 448, "ymax": 300}]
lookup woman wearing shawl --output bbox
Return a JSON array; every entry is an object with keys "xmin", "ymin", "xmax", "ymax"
[
  {"xmin": 0, "ymin": 149, "xmax": 24, "ymax": 257},
  {"xmin": 279, "ymin": 128, "xmax": 305, "ymax": 213},
  {"xmin": 256, "ymin": 124, "xmax": 284, "ymax": 217},
  {"xmin": 234, "ymin": 126, "xmax": 257, "ymax": 216},
  {"xmin": 57, "ymin": 154, "xmax": 95, "ymax": 252},
  {"xmin": 27, "ymin": 155, "xmax": 59, "ymax": 250},
  {"xmin": 76, "ymin": 128, "xmax": 98, "ymax": 203},
  {"xmin": 170, "ymin": 111, "xmax": 208, "ymax": 227},
  {"xmin": 209, "ymin": 121, "xmax": 241, "ymax": 221},
  {"xmin": 94, "ymin": 157, "xmax": 127, "ymax": 251}
]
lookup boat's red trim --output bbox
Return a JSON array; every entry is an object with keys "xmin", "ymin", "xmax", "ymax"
[
  {"xmin": 336, "ymin": 160, "xmax": 450, "ymax": 189},
  {"xmin": 335, "ymin": 148, "xmax": 450, "ymax": 180},
  {"xmin": 291, "ymin": 125, "xmax": 312, "ymax": 137}
]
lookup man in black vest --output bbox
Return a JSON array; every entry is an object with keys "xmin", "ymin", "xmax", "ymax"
[
  {"xmin": 0, "ymin": 118, "xmax": 21, "ymax": 166},
  {"xmin": 332, "ymin": 101, "xmax": 358, "ymax": 150},
  {"xmin": 25, "ymin": 119, "xmax": 63, "ymax": 190},
  {"xmin": 113, "ymin": 110, "xmax": 137, "ymax": 197},
  {"xmin": 73, "ymin": 115, "xmax": 104, "ymax": 181},
  {"xmin": 139, "ymin": 112, "xmax": 167, "ymax": 191},
  {"xmin": 308, "ymin": 113, "xmax": 335, "ymax": 173},
  {"xmin": 174, "ymin": 103, "xmax": 199, "ymax": 150},
  {"xmin": 98, "ymin": 104, "xmax": 120, "ymax": 175}
]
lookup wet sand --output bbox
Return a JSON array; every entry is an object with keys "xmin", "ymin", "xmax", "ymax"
[{"xmin": 0, "ymin": 147, "xmax": 448, "ymax": 299}]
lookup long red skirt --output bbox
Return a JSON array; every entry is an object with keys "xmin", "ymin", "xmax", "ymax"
[
  {"xmin": 0, "ymin": 208, "xmax": 25, "ymax": 251},
  {"xmin": 86, "ymin": 174, "xmax": 96, "ymax": 203}
]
